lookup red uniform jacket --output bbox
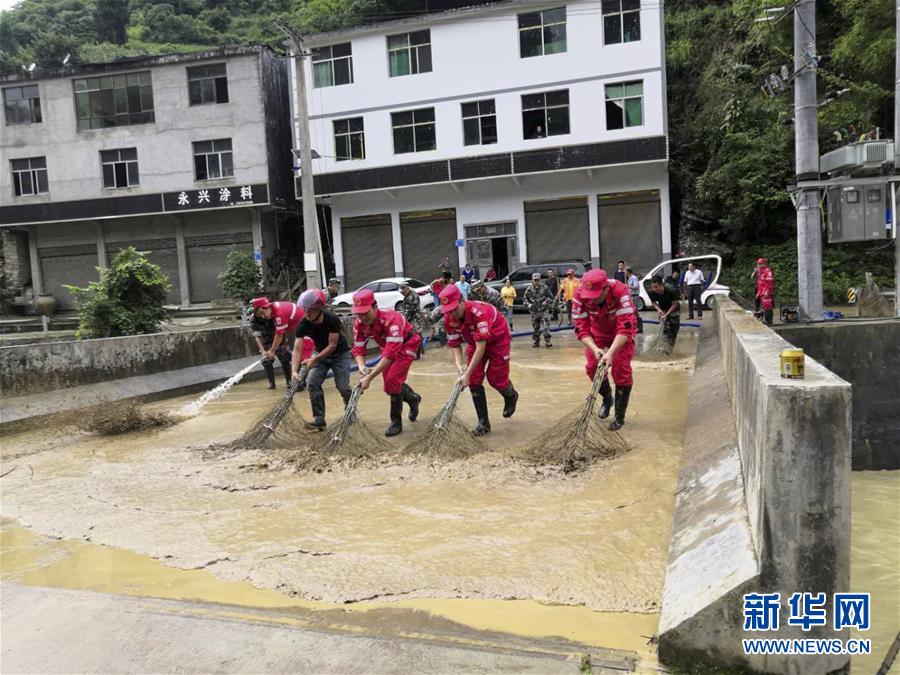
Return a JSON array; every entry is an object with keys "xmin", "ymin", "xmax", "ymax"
[
  {"xmin": 572, "ymin": 280, "xmax": 637, "ymax": 342},
  {"xmin": 756, "ymin": 266, "xmax": 774, "ymax": 299},
  {"xmin": 352, "ymin": 308, "xmax": 415, "ymax": 360},
  {"xmin": 271, "ymin": 301, "xmax": 304, "ymax": 335},
  {"xmin": 445, "ymin": 301, "xmax": 508, "ymax": 349}
]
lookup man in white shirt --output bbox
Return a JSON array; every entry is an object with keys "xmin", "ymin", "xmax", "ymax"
[{"xmin": 684, "ymin": 262, "xmax": 705, "ymax": 319}]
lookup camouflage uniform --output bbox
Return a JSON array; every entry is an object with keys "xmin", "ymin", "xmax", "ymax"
[
  {"xmin": 470, "ymin": 284, "xmax": 506, "ymax": 314},
  {"xmin": 523, "ymin": 282, "xmax": 553, "ymax": 347}
]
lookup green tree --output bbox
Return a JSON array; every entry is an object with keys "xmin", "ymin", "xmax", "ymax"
[
  {"xmin": 66, "ymin": 247, "xmax": 171, "ymax": 338},
  {"xmin": 95, "ymin": 0, "xmax": 129, "ymax": 44},
  {"xmin": 218, "ymin": 250, "xmax": 262, "ymax": 304}
]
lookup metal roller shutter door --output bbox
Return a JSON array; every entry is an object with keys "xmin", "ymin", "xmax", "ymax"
[
  {"xmin": 341, "ymin": 214, "xmax": 395, "ymax": 290},
  {"xmin": 186, "ymin": 232, "xmax": 253, "ymax": 303},
  {"xmin": 525, "ymin": 197, "xmax": 590, "ymax": 264},
  {"xmin": 39, "ymin": 244, "xmax": 99, "ymax": 310},
  {"xmin": 400, "ymin": 208, "xmax": 457, "ymax": 283},
  {"xmin": 107, "ymin": 240, "xmax": 181, "ymax": 305},
  {"xmin": 598, "ymin": 192, "xmax": 662, "ymax": 275}
]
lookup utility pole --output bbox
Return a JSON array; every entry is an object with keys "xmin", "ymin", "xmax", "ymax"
[
  {"xmin": 794, "ymin": 0, "xmax": 823, "ymax": 321},
  {"xmin": 894, "ymin": 1, "xmax": 899, "ymax": 317},
  {"xmin": 281, "ymin": 25, "xmax": 323, "ymax": 290}
]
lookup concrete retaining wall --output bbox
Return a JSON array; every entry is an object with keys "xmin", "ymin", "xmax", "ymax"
[
  {"xmin": 0, "ymin": 326, "xmax": 256, "ymax": 398},
  {"xmin": 659, "ymin": 298, "xmax": 852, "ymax": 674},
  {"xmin": 775, "ymin": 320, "xmax": 900, "ymax": 471}
]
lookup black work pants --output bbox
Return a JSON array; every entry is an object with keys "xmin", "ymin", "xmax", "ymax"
[{"xmin": 686, "ymin": 285, "xmax": 703, "ymax": 318}]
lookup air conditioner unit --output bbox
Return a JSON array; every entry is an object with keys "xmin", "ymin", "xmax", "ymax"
[{"xmin": 820, "ymin": 140, "xmax": 893, "ymax": 176}]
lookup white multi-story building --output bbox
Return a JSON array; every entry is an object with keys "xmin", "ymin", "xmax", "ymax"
[
  {"xmin": 0, "ymin": 46, "xmax": 294, "ymax": 310},
  {"xmin": 294, "ymin": 0, "xmax": 670, "ymax": 288}
]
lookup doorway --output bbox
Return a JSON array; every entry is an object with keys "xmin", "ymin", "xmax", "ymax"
[{"xmin": 464, "ymin": 222, "xmax": 519, "ymax": 279}]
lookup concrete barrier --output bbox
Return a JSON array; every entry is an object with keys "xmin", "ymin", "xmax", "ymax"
[
  {"xmin": 775, "ymin": 319, "xmax": 900, "ymax": 471},
  {"xmin": 0, "ymin": 327, "xmax": 256, "ymax": 398},
  {"xmin": 659, "ymin": 298, "xmax": 852, "ymax": 674}
]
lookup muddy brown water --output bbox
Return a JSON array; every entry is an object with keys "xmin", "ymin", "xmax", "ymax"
[{"xmin": 1, "ymin": 330, "xmax": 896, "ymax": 672}]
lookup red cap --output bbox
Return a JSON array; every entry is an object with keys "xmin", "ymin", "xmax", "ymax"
[
  {"xmin": 439, "ymin": 283, "xmax": 462, "ymax": 314},
  {"xmin": 351, "ymin": 288, "xmax": 376, "ymax": 314},
  {"xmin": 580, "ymin": 269, "xmax": 609, "ymax": 299},
  {"xmin": 566, "ymin": 268, "xmax": 574, "ymax": 275},
  {"xmin": 757, "ymin": 258, "xmax": 767, "ymax": 264},
  {"xmin": 251, "ymin": 297, "xmax": 271, "ymax": 310}
]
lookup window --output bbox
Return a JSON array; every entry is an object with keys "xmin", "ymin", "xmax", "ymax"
[
  {"xmin": 406, "ymin": 278, "xmax": 428, "ymax": 288},
  {"xmin": 362, "ymin": 281, "xmax": 380, "ymax": 291},
  {"xmin": 603, "ymin": 0, "xmax": 641, "ymax": 44},
  {"xmin": 73, "ymin": 72, "xmax": 154, "ymax": 130},
  {"xmin": 867, "ymin": 189, "xmax": 882, "ymax": 203},
  {"xmin": 193, "ymin": 139, "xmax": 234, "ymax": 181},
  {"xmin": 387, "ymin": 30, "xmax": 432, "ymax": 77},
  {"xmin": 846, "ymin": 190, "xmax": 860, "ymax": 204},
  {"xmin": 100, "ymin": 148, "xmax": 139, "ymax": 188},
  {"xmin": 518, "ymin": 7, "xmax": 567, "ymax": 58},
  {"xmin": 3, "ymin": 85, "xmax": 41, "ymax": 125},
  {"xmin": 378, "ymin": 282, "xmax": 399, "ymax": 292},
  {"xmin": 521, "ymin": 89, "xmax": 569, "ymax": 139},
  {"xmin": 187, "ymin": 63, "xmax": 228, "ymax": 105},
  {"xmin": 392, "ymin": 108, "xmax": 436, "ymax": 153},
  {"xmin": 312, "ymin": 43, "xmax": 353, "ymax": 88},
  {"xmin": 605, "ymin": 81, "xmax": 643, "ymax": 129},
  {"xmin": 10, "ymin": 157, "xmax": 48, "ymax": 196},
  {"xmin": 462, "ymin": 99, "xmax": 497, "ymax": 146},
  {"xmin": 509, "ymin": 267, "xmax": 534, "ymax": 283},
  {"xmin": 333, "ymin": 117, "xmax": 365, "ymax": 161}
]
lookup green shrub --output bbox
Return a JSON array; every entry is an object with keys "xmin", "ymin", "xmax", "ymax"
[
  {"xmin": 65, "ymin": 247, "xmax": 171, "ymax": 338},
  {"xmin": 217, "ymin": 250, "xmax": 261, "ymax": 304}
]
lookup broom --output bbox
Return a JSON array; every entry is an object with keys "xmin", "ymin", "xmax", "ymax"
[
  {"xmin": 519, "ymin": 363, "xmax": 630, "ymax": 473},
  {"xmin": 226, "ymin": 364, "xmax": 309, "ymax": 449},
  {"xmin": 637, "ymin": 321, "xmax": 674, "ymax": 362},
  {"xmin": 402, "ymin": 370, "xmax": 486, "ymax": 460}
]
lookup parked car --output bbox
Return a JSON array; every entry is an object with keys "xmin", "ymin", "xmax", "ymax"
[
  {"xmin": 485, "ymin": 261, "xmax": 587, "ymax": 310},
  {"xmin": 330, "ymin": 277, "xmax": 434, "ymax": 313},
  {"xmin": 637, "ymin": 254, "xmax": 730, "ymax": 311}
]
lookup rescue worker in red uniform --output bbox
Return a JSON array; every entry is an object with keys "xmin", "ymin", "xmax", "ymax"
[
  {"xmin": 755, "ymin": 258, "xmax": 775, "ymax": 326},
  {"xmin": 250, "ymin": 297, "xmax": 314, "ymax": 378},
  {"xmin": 438, "ymin": 283, "xmax": 518, "ymax": 436},
  {"xmin": 572, "ymin": 268, "xmax": 637, "ymax": 430},
  {"xmin": 351, "ymin": 289, "xmax": 422, "ymax": 437}
]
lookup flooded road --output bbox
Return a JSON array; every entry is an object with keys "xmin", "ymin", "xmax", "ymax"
[{"xmin": 1, "ymin": 330, "xmax": 694, "ymax": 663}]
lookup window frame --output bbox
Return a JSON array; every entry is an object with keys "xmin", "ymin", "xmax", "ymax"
[
  {"xmin": 10, "ymin": 156, "xmax": 49, "ymax": 197},
  {"xmin": 333, "ymin": 117, "xmax": 365, "ymax": 161},
  {"xmin": 518, "ymin": 6, "xmax": 567, "ymax": 58},
  {"xmin": 461, "ymin": 99, "xmax": 498, "ymax": 146},
  {"xmin": 521, "ymin": 89, "xmax": 570, "ymax": 140},
  {"xmin": 312, "ymin": 43, "xmax": 354, "ymax": 88},
  {"xmin": 391, "ymin": 107, "xmax": 437, "ymax": 154},
  {"xmin": 3, "ymin": 84, "xmax": 42, "ymax": 126},
  {"xmin": 100, "ymin": 148, "xmax": 140, "ymax": 189},
  {"xmin": 192, "ymin": 138, "xmax": 234, "ymax": 181},
  {"xmin": 605, "ymin": 80, "xmax": 644, "ymax": 130},
  {"xmin": 187, "ymin": 63, "xmax": 229, "ymax": 105},
  {"xmin": 602, "ymin": 0, "xmax": 641, "ymax": 45},
  {"xmin": 73, "ymin": 71, "xmax": 155, "ymax": 131},
  {"xmin": 387, "ymin": 29, "xmax": 432, "ymax": 78}
]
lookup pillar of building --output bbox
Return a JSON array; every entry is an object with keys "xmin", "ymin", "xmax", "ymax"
[
  {"xmin": 175, "ymin": 217, "xmax": 190, "ymax": 307},
  {"xmin": 331, "ymin": 215, "xmax": 345, "ymax": 284},
  {"xmin": 390, "ymin": 209, "xmax": 403, "ymax": 277},
  {"xmin": 94, "ymin": 221, "xmax": 108, "ymax": 269},
  {"xmin": 27, "ymin": 225, "xmax": 43, "ymax": 296},
  {"xmin": 249, "ymin": 208, "xmax": 263, "ymax": 274},
  {"xmin": 587, "ymin": 192, "xmax": 601, "ymax": 269}
]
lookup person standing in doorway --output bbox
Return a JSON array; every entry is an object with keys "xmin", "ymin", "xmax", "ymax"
[
  {"xmin": 684, "ymin": 262, "xmax": 705, "ymax": 320},
  {"xmin": 351, "ymin": 289, "xmax": 422, "ymax": 437},
  {"xmin": 462, "ymin": 263, "xmax": 476, "ymax": 283},
  {"xmin": 559, "ymin": 268, "xmax": 581, "ymax": 324},
  {"xmin": 439, "ymin": 284, "xmax": 518, "ymax": 436},
  {"xmin": 485, "ymin": 266, "xmax": 498, "ymax": 282},
  {"xmin": 292, "ymin": 289, "xmax": 353, "ymax": 430},
  {"xmin": 572, "ymin": 269, "xmax": 637, "ymax": 430},
  {"xmin": 524, "ymin": 272, "xmax": 553, "ymax": 348},
  {"xmin": 648, "ymin": 275, "xmax": 681, "ymax": 349},
  {"xmin": 614, "ymin": 260, "xmax": 627, "ymax": 283},
  {"xmin": 500, "ymin": 277, "xmax": 517, "ymax": 328}
]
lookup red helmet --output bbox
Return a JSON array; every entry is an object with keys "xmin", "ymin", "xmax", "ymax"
[
  {"xmin": 298, "ymin": 289, "xmax": 326, "ymax": 310},
  {"xmin": 351, "ymin": 288, "xmax": 376, "ymax": 314},
  {"xmin": 757, "ymin": 258, "xmax": 767, "ymax": 265},
  {"xmin": 580, "ymin": 269, "xmax": 609, "ymax": 299}
]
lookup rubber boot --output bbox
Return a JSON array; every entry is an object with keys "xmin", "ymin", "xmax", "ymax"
[
  {"xmin": 499, "ymin": 383, "xmax": 518, "ymax": 418},
  {"xmin": 385, "ymin": 394, "xmax": 403, "ymax": 437},
  {"xmin": 609, "ymin": 386, "xmax": 632, "ymax": 431},
  {"xmin": 471, "ymin": 385, "xmax": 491, "ymax": 436},
  {"xmin": 262, "ymin": 359, "xmax": 276, "ymax": 389},
  {"xmin": 545, "ymin": 336, "xmax": 552, "ymax": 348},
  {"xmin": 279, "ymin": 358, "xmax": 293, "ymax": 389},
  {"xmin": 532, "ymin": 337, "xmax": 540, "ymax": 348},
  {"xmin": 597, "ymin": 379, "xmax": 613, "ymax": 419},
  {"xmin": 309, "ymin": 390, "xmax": 327, "ymax": 430},
  {"xmin": 401, "ymin": 383, "xmax": 421, "ymax": 422}
]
